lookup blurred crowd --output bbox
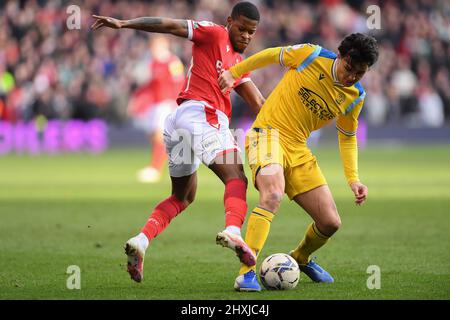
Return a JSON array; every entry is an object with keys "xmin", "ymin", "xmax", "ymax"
[{"xmin": 0, "ymin": 0, "xmax": 449, "ymax": 128}]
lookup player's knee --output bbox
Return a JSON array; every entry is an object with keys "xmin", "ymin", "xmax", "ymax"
[
  {"xmin": 214, "ymin": 163, "xmax": 247, "ymax": 185},
  {"xmin": 230, "ymin": 167, "xmax": 248, "ymax": 184},
  {"xmin": 173, "ymin": 192, "xmax": 195, "ymax": 207},
  {"xmin": 260, "ymin": 189, "xmax": 283, "ymax": 212},
  {"xmin": 238, "ymin": 174, "xmax": 248, "ymax": 186},
  {"xmin": 223, "ymin": 171, "xmax": 248, "ymax": 188},
  {"xmin": 320, "ymin": 215, "xmax": 341, "ymax": 236},
  {"xmin": 185, "ymin": 192, "xmax": 196, "ymax": 205},
  {"xmin": 329, "ymin": 216, "xmax": 342, "ymax": 233}
]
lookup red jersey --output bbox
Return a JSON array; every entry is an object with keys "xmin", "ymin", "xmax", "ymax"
[
  {"xmin": 129, "ymin": 53, "xmax": 184, "ymax": 116},
  {"xmin": 150, "ymin": 54, "xmax": 185, "ymax": 103},
  {"xmin": 177, "ymin": 20, "xmax": 251, "ymax": 119}
]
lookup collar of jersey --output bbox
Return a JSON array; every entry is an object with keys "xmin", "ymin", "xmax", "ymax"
[{"xmin": 332, "ymin": 58, "xmax": 344, "ymax": 87}]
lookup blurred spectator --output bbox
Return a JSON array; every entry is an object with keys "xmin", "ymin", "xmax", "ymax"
[
  {"xmin": 390, "ymin": 56, "xmax": 418, "ymax": 118},
  {"xmin": 363, "ymin": 71, "xmax": 389, "ymax": 126},
  {"xmin": 0, "ymin": 0, "xmax": 449, "ymax": 129},
  {"xmin": 417, "ymin": 86, "xmax": 445, "ymax": 127}
]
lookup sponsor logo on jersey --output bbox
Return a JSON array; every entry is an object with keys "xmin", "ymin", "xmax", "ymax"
[
  {"xmin": 216, "ymin": 60, "xmax": 223, "ymax": 74},
  {"xmin": 196, "ymin": 21, "xmax": 215, "ymax": 28},
  {"xmin": 287, "ymin": 43, "xmax": 313, "ymax": 52},
  {"xmin": 298, "ymin": 87, "xmax": 335, "ymax": 120}
]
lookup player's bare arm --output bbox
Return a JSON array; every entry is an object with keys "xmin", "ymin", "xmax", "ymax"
[
  {"xmin": 91, "ymin": 15, "xmax": 188, "ymax": 38},
  {"xmin": 233, "ymin": 81, "xmax": 265, "ymax": 115}
]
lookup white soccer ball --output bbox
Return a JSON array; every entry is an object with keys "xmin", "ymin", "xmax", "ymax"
[{"xmin": 259, "ymin": 253, "xmax": 300, "ymax": 290}]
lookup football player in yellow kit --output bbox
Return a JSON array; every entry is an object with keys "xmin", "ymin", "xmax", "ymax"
[{"xmin": 219, "ymin": 33, "xmax": 379, "ymax": 291}]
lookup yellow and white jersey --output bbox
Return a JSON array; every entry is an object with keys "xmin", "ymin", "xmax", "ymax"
[{"xmin": 252, "ymin": 43, "xmax": 365, "ymax": 166}]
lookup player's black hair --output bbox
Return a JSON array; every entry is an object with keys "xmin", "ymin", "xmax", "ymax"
[
  {"xmin": 231, "ymin": 1, "xmax": 260, "ymax": 22},
  {"xmin": 338, "ymin": 33, "xmax": 379, "ymax": 67}
]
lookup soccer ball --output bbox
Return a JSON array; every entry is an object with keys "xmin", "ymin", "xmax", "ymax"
[{"xmin": 259, "ymin": 253, "xmax": 300, "ymax": 290}]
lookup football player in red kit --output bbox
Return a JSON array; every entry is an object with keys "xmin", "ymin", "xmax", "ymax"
[
  {"xmin": 128, "ymin": 36, "xmax": 185, "ymax": 183},
  {"xmin": 92, "ymin": 2, "xmax": 265, "ymax": 283}
]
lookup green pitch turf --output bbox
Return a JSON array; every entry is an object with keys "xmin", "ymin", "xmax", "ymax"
[{"xmin": 0, "ymin": 145, "xmax": 449, "ymax": 300}]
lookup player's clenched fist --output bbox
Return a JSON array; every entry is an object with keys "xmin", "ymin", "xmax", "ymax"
[{"xmin": 218, "ymin": 70, "xmax": 236, "ymax": 94}]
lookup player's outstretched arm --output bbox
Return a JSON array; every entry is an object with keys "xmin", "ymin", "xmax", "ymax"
[
  {"xmin": 218, "ymin": 47, "xmax": 281, "ymax": 94},
  {"xmin": 91, "ymin": 15, "xmax": 188, "ymax": 38}
]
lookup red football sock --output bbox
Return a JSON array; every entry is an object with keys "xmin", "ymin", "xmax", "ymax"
[
  {"xmin": 141, "ymin": 195, "xmax": 188, "ymax": 240},
  {"xmin": 150, "ymin": 138, "xmax": 167, "ymax": 171},
  {"xmin": 224, "ymin": 178, "xmax": 248, "ymax": 229}
]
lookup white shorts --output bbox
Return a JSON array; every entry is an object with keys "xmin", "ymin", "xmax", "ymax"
[
  {"xmin": 163, "ymin": 100, "xmax": 240, "ymax": 177},
  {"xmin": 134, "ymin": 100, "xmax": 177, "ymax": 134}
]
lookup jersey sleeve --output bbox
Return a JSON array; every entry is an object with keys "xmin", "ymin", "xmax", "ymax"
[
  {"xmin": 279, "ymin": 43, "xmax": 318, "ymax": 69},
  {"xmin": 336, "ymin": 100, "xmax": 364, "ymax": 184},
  {"xmin": 187, "ymin": 20, "xmax": 223, "ymax": 44},
  {"xmin": 338, "ymin": 129, "xmax": 359, "ymax": 184},
  {"xmin": 336, "ymin": 83, "xmax": 366, "ymax": 136},
  {"xmin": 336, "ymin": 99, "xmax": 364, "ymax": 136},
  {"xmin": 236, "ymin": 71, "xmax": 251, "ymax": 86},
  {"xmin": 336, "ymin": 93, "xmax": 365, "ymax": 184}
]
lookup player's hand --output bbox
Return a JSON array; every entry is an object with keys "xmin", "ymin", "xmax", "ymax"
[
  {"xmin": 350, "ymin": 181, "xmax": 368, "ymax": 206},
  {"xmin": 218, "ymin": 70, "xmax": 235, "ymax": 95},
  {"xmin": 91, "ymin": 15, "xmax": 123, "ymax": 30}
]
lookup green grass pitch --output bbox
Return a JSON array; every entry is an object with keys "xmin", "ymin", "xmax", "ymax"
[{"xmin": 0, "ymin": 145, "xmax": 449, "ymax": 299}]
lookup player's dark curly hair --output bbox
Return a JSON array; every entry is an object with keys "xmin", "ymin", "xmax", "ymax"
[
  {"xmin": 338, "ymin": 33, "xmax": 379, "ymax": 67},
  {"xmin": 231, "ymin": 1, "xmax": 260, "ymax": 22}
]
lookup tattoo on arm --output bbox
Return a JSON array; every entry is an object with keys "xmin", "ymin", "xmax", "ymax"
[{"xmin": 122, "ymin": 17, "xmax": 188, "ymax": 37}]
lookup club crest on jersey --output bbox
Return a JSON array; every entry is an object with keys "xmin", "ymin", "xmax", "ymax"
[
  {"xmin": 298, "ymin": 87, "xmax": 335, "ymax": 120},
  {"xmin": 335, "ymin": 93, "xmax": 346, "ymax": 105},
  {"xmin": 226, "ymin": 45, "xmax": 230, "ymax": 52}
]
